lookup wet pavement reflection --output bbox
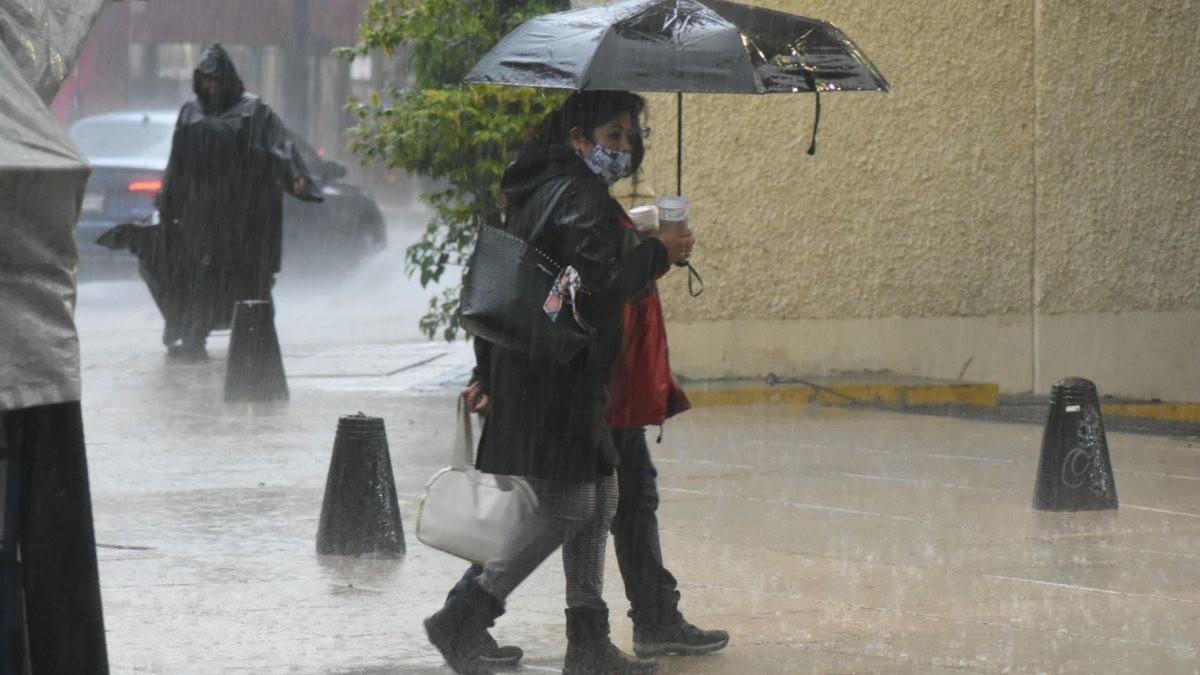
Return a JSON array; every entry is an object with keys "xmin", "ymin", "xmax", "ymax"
[{"xmin": 75, "ymin": 215, "xmax": 1200, "ymax": 673}]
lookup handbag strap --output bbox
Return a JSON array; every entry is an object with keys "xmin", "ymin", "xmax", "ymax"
[
  {"xmin": 519, "ymin": 177, "xmax": 574, "ymax": 259},
  {"xmin": 454, "ymin": 396, "xmax": 475, "ymax": 468}
]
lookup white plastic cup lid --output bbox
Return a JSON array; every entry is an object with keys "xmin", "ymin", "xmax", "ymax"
[{"xmin": 656, "ymin": 195, "xmax": 689, "ymax": 221}]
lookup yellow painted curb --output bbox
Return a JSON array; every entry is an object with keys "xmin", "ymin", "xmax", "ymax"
[
  {"xmin": 1105, "ymin": 403, "xmax": 1200, "ymax": 424},
  {"xmin": 687, "ymin": 381, "xmax": 999, "ymax": 409},
  {"xmin": 906, "ymin": 383, "xmax": 1000, "ymax": 407}
]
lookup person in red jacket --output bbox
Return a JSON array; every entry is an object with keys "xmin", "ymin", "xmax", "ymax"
[{"xmin": 604, "ymin": 206, "xmax": 729, "ymax": 659}]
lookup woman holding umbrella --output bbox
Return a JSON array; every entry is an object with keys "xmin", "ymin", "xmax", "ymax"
[{"xmin": 424, "ymin": 91, "xmax": 693, "ymax": 674}]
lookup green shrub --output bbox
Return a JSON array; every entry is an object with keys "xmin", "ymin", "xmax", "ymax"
[{"xmin": 340, "ymin": 0, "xmax": 568, "ymax": 340}]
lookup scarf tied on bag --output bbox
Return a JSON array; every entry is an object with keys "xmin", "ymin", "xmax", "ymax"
[{"xmin": 543, "ymin": 266, "xmax": 586, "ymax": 325}]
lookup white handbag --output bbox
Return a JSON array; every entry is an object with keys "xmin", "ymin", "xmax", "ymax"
[{"xmin": 415, "ymin": 399, "xmax": 539, "ymax": 564}]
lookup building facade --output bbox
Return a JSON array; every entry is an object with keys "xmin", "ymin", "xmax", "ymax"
[
  {"xmin": 614, "ymin": 0, "xmax": 1199, "ymax": 401},
  {"xmin": 52, "ymin": 0, "xmax": 410, "ymax": 176}
]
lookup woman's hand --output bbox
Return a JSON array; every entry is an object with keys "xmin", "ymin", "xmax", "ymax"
[
  {"xmin": 462, "ymin": 382, "xmax": 491, "ymax": 413},
  {"xmin": 651, "ymin": 225, "xmax": 695, "ymax": 265}
]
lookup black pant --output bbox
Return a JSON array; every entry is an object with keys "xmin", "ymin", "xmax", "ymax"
[
  {"xmin": 449, "ymin": 427, "xmax": 681, "ymax": 628},
  {"xmin": 1, "ymin": 403, "xmax": 109, "ymax": 674},
  {"xmin": 610, "ymin": 427, "xmax": 679, "ymax": 627}
]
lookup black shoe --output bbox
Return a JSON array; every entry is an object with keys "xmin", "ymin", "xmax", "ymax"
[
  {"xmin": 564, "ymin": 606, "xmax": 658, "ymax": 674},
  {"xmin": 475, "ymin": 630, "xmax": 523, "ymax": 667},
  {"xmin": 633, "ymin": 614, "xmax": 729, "ymax": 658},
  {"xmin": 424, "ymin": 581, "xmax": 504, "ymax": 674}
]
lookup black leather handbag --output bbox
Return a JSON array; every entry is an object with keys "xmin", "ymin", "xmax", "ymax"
[{"xmin": 459, "ymin": 179, "xmax": 593, "ymax": 363}]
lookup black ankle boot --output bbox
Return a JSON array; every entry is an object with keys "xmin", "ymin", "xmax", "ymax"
[
  {"xmin": 474, "ymin": 630, "xmax": 523, "ymax": 667},
  {"xmin": 563, "ymin": 606, "xmax": 658, "ymax": 674},
  {"xmin": 424, "ymin": 580, "xmax": 505, "ymax": 674},
  {"xmin": 444, "ymin": 568, "xmax": 523, "ymax": 667},
  {"xmin": 632, "ymin": 608, "xmax": 729, "ymax": 658}
]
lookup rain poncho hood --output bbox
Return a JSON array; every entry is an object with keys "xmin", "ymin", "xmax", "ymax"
[{"xmin": 192, "ymin": 43, "xmax": 246, "ymax": 114}]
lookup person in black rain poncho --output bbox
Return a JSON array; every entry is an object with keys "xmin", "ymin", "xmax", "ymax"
[{"xmin": 155, "ymin": 44, "xmax": 320, "ymax": 360}]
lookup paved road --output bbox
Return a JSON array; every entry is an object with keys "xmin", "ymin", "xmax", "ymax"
[{"xmin": 74, "ymin": 220, "xmax": 1200, "ymax": 674}]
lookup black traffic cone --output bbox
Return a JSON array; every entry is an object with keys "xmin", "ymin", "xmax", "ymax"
[
  {"xmin": 223, "ymin": 300, "xmax": 288, "ymax": 402},
  {"xmin": 316, "ymin": 413, "xmax": 405, "ymax": 557},
  {"xmin": 1033, "ymin": 377, "xmax": 1118, "ymax": 511}
]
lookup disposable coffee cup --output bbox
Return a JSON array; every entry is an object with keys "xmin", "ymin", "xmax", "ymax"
[
  {"xmin": 627, "ymin": 205, "xmax": 659, "ymax": 232},
  {"xmin": 656, "ymin": 196, "xmax": 689, "ymax": 233},
  {"xmin": 656, "ymin": 195, "xmax": 692, "ymax": 268}
]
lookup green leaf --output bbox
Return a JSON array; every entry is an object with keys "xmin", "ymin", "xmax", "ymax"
[{"xmin": 341, "ymin": 0, "xmax": 569, "ymax": 339}]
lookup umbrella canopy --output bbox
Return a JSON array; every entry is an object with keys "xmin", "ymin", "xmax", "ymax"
[
  {"xmin": 0, "ymin": 0, "xmax": 104, "ymax": 411},
  {"xmin": 0, "ymin": 45, "xmax": 90, "ymax": 411},
  {"xmin": 466, "ymin": 0, "xmax": 888, "ymax": 180},
  {"xmin": 464, "ymin": 0, "xmax": 889, "ymax": 94},
  {"xmin": 1, "ymin": 0, "xmax": 106, "ymax": 103}
]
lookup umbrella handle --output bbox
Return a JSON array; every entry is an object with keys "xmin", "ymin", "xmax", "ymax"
[
  {"xmin": 803, "ymin": 70, "xmax": 822, "ymax": 156},
  {"xmin": 677, "ymin": 92, "xmax": 684, "ymax": 195},
  {"xmin": 685, "ymin": 261, "xmax": 703, "ymax": 298}
]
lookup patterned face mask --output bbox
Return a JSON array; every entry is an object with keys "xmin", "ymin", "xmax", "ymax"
[{"xmin": 581, "ymin": 144, "xmax": 633, "ymax": 185}]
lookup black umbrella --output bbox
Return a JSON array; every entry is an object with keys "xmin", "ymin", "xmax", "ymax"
[{"xmin": 465, "ymin": 0, "xmax": 889, "ymax": 191}]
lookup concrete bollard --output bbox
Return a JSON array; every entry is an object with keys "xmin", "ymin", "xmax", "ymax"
[
  {"xmin": 223, "ymin": 300, "xmax": 288, "ymax": 402},
  {"xmin": 316, "ymin": 414, "xmax": 405, "ymax": 557},
  {"xmin": 1033, "ymin": 377, "xmax": 1118, "ymax": 511}
]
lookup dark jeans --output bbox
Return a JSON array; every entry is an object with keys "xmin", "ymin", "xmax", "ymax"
[
  {"xmin": 609, "ymin": 427, "xmax": 679, "ymax": 627},
  {"xmin": 449, "ymin": 428, "xmax": 679, "ymax": 627},
  {"xmin": 1, "ymin": 402, "xmax": 109, "ymax": 674}
]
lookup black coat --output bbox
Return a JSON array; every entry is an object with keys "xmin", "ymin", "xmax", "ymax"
[
  {"xmin": 472, "ymin": 144, "xmax": 669, "ymax": 484},
  {"xmin": 157, "ymin": 44, "xmax": 318, "ymax": 338}
]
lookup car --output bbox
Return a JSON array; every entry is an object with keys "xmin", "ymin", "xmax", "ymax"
[{"xmin": 68, "ymin": 111, "xmax": 386, "ymax": 279}]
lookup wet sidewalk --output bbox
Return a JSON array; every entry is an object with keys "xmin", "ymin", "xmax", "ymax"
[{"xmin": 75, "ymin": 279, "xmax": 1200, "ymax": 674}]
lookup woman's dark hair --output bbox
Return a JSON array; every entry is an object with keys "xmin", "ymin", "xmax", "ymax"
[
  {"xmin": 531, "ymin": 90, "xmax": 647, "ymax": 153},
  {"xmin": 629, "ymin": 130, "xmax": 645, "ymax": 176}
]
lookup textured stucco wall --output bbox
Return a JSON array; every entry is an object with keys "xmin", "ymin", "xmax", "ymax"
[
  {"xmin": 637, "ymin": 0, "xmax": 1037, "ymax": 322},
  {"xmin": 1034, "ymin": 1, "xmax": 1200, "ymax": 315},
  {"xmin": 608, "ymin": 0, "xmax": 1200, "ymax": 398},
  {"xmin": 1030, "ymin": 2, "xmax": 1200, "ymax": 396}
]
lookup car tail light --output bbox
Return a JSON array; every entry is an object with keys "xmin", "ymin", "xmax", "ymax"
[{"xmin": 128, "ymin": 180, "xmax": 162, "ymax": 193}]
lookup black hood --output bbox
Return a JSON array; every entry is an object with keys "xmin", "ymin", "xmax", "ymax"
[
  {"xmin": 500, "ymin": 142, "xmax": 596, "ymax": 206},
  {"xmin": 193, "ymin": 44, "xmax": 246, "ymax": 114}
]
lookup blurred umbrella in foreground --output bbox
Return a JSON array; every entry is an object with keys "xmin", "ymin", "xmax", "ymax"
[
  {"xmin": 465, "ymin": 0, "xmax": 890, "ymax": 191},
  {"xmin": 0, "ymin": 0, "xmax": 106, "ymax": 103},
  {"xmin": 2, "ymin": 1, "xmax": 110, "ymax": 670}
]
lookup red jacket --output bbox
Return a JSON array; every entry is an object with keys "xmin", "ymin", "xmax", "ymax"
[{"xmin": 606, "ymin": 213, "xmax": 691, "ymax": 429}]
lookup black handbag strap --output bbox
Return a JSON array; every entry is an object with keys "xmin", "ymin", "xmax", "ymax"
[{"xmin": 519, "ymin": 177, "xmax": 574, "ymax": 259}]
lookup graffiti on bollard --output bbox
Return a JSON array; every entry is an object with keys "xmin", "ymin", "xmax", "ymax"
[{"xmin": 1034, "ymin": 377, "xmax": 1118, "ymax": 512}]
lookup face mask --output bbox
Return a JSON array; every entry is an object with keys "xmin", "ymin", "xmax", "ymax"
[{"xmin": 581, "ymin": 144, "xmax": 632, "ymax": 185}]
